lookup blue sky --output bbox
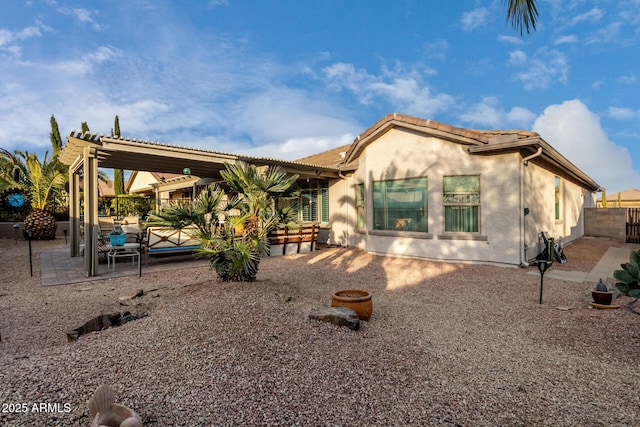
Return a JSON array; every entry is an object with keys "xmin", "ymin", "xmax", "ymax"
[{"xmin": 1, "ymin": 0, "xmax": 639, "ymax": 193}]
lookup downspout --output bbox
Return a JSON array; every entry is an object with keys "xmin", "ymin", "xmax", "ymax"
[
  {"xmin": 520, "ymin": 146, "xmax": 543, "ymax": 266},
  {"xmin": 338, "ymin": 170, "xmax": 349, "ymax": 247},
  {"xmin": 522, "ymin": 146, "xmax": 543, "ymax": 166}
]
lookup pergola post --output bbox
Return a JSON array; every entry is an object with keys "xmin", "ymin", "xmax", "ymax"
[
  {"xmin": 83, "ymin": 147, "xmax": 99, "ymax": 277},
  {"xmin": 68, "ymin": 163, "xmax": 81, "ymax": 257}
]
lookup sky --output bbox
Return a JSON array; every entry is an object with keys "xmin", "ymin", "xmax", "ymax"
[{"xmin": 1, "ymin": 0, "xmax": 639, "ymax": 194}]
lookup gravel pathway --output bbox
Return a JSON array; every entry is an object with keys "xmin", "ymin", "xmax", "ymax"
[{"xmin": 0, "ymin": 237, "xmax": 639, "ymax": 426}]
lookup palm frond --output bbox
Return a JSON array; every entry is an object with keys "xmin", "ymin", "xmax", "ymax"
[{"xmin": 506, "ymin": 0, "xmax": 539, "ymax": 35}]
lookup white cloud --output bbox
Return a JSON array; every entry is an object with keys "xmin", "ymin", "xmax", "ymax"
[
  {"xmin": 586, "ymin": 22, "xmax": 623, "ymax": 44},
  {"xmin": 532, "ymin": 99, "xmax": 640, "ymax": 193},
  {"xmin": 508, "ymin": 50, "xmax": 527, "ymax": 65},
  {"xmin": 509, "ymin": 48, "xmax": 568, "ymax": 90},
  {"xmin": 459, "ymin": 97, "xmax": 535, "ymax": 129},
  {"xmin": 58, "ymin": 7, "xmax": 103, "ymax": 30},
  {"xmin": 0, "ymin": 23, "xmax": 46, "ymax": 55},
  {"xmin": 49, "ymin": 46, "xmax": 121, "ymax": 76},
  {"xmin": 554, "ymin": 35, "xmax": 578, "ymax": 44},
  {"xmin": 617, "ymin": 73, "xmax": 637, "ymax": 84},
  {"xmin": 459, "ymin": 97, "xmax": 503, "ymax": 128},
  {"xmin": 570, "ymin": 7, "xmax": 605, "ymax": 26},
  {"xmin": 321, "ymin": 62, "xmax": 454, "ymax": 118},
  {"xmin": 497, "ymin": 35, "xmax": 523, "ymax": 44},
  {"xmin": 460, "ymin": 8, "xmax": 489, "ymax": 32},
  {"xmin": 506, "ymin": 107, "xmax": 537, "ymax": 127},
  {"xmin": 608, "ymin": 107, "xmax": 639, "ymax": 120},
  {"xmin": 228, "ymin": 134, "xmax": 355, "ymax": 161}
]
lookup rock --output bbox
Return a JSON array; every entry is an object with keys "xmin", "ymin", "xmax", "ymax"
[
  {"xmin": 309, "ymin": 307, "xmax": 360, "ymax": 331},
  {"xmin": 118, "ymin": 289, "xmax": 144, "ymax": 302}
]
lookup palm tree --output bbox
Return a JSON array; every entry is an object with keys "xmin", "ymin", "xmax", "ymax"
[
  {"xmin": 20, "ymin": 151, "xmax": 66, "ymax": 239},
  {"xmin": 506, "ymin": 0, "xmax": 539, "ymax": 35},
  {"xmin": 146, "ymin": 183, "xmax": 235, "ymax": 237},
  {"xmin": 150, "ymin": 162, "xmax": 299, "ymax": 282},
  {"xmin": 221, "ymin": 162, "xmax": 299, "ymax": 240},
  {"xmin": 0, "ymin": 148, "xmax": 23, "ymax": 190}
]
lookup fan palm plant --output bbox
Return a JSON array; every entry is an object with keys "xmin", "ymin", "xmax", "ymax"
[
  {"xmin": 221, "ymin": 161, "xmax": 299, "ymax": 239},
  {"xmin": 150, "ymin": 162, "xmax": 299, "ymax": 282},
  {"xmin": 146, "ymin": 183, "xmax": 235, "ymax": 237}
]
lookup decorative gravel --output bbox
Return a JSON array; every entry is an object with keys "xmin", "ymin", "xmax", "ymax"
[{"xmin": 0, "ymin": 237, "xmax": 639, "ymax": 426}]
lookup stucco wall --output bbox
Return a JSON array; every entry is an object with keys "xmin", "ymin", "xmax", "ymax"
[
  {"xmin": 128, "ymin": 171, "xmax": 156, "ymax": 193},
  {"xmin": 326, "ymin": 128, "xmax": 595, "ymax": 266},
  {"xmin": 336, "ymin": 128, "xmax": 525, "ymax": 265},
  {"xmin": 522, "ymin": 162, "xmax": 594, "ymax": 260}
]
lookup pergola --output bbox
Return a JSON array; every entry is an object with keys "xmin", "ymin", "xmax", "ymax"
[{"xmin": 59, "ymin": 132, "xmax": 340, "ymax": 277}]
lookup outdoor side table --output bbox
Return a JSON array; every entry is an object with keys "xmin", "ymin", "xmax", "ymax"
[{"xmin": 107, "ymin": 243, "xmax": 140, "ymax": 270}]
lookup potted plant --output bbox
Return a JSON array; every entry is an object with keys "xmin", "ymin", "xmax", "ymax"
[
  {"xmin": 591, "ymin": 279, "xmax": 613, "ymax": 305},
  {"xmin": 332, "ymin": 290, "xmax": 373, "ymax": 320},
  {"xmin": 109, "ymin": 226, "xmax": 127, "ymax": 247}
]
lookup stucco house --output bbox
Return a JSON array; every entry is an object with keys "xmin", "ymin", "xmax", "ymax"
[
  {"xmin": 306, "ymin": 114, "xmax": 601, "ymax": 266},
  {"xmin": 127, "ymin": 170, "xmax": 200, "ymax": 208},
  {"xmin": 61, "ymin": 113, "xmax": 601, "ymax": 275}
]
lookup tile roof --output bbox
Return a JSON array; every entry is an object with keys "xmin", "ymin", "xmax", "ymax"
[
  {"xmin": 295, "ymin": 144, "xmax": 352, "ymax": 168},
  {"xmin": 598, "ymin": 189, "xmax": 640, "ymax": 202},
  {"xmin": 354, "ymin": 113, "xmax": 537, "ymax": 145}
]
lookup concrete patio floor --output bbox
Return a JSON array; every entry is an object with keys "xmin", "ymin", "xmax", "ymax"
[
  {"xmin": 38, "ymin": 241, "xmax": 640, "ymax": 286},
  {"xmin": 40, "ymin": 244, "xmax": 210, "ymax": 286}
]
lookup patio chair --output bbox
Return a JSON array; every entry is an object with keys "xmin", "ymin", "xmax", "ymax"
[
  {"xmin": 98, "ymin": 217, "xmax": 115, "ymax": 234},
  {"xmin": 121, "ymin": 215, "xmax": 140, "ymax": 225}
]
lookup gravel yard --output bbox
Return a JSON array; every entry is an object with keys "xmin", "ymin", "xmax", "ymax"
[{"xmin": 0, "ymin": 237, "xmax": 639, "ymax": 426}]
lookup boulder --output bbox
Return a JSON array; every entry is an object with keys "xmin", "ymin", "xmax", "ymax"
[{"xmin": 309, "ymin": 307, "xmax": 360, "ymax": 331}]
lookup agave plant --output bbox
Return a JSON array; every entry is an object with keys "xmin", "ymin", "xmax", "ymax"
[{"xmin": 613, "ymin": 250, "xmax": 640, "ymax": 298}]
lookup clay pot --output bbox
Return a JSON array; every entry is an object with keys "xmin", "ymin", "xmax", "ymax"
[
  {"xmin": 591, "ymin": 290, "xmax": 613, "ymax": 305},
  {"xmin": 332, "ymin": 290, "xmax": 372, "ymax": 320}
]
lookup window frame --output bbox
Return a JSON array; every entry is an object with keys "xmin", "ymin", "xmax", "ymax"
[
  {"xmin": 356, "ymin": 183, "xmax": 365, "ymax": 230},
  {"xmin": 298, "ymin": 180, "xmax": 329, "ymax": 224},
  {"xmin": 442, "ymin": 175, "xmax": 481, "ymax": 234},
  {"xmin": 372, "ymin": 177, "xmax": 429, "ymax": 233},
  {"xmin": 554, "ymin": 176, "xmax": 561, "ymax": 221}
]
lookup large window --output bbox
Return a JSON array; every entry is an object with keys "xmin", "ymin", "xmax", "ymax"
[
  {"xmin": 555, "ymin": 176, "xmax": 561, "ymax": 220},
  {"xmin": 299, "ymin": 181, "xmax": 329, "ymax": 223},
  {"xmin": 373, "ymin": 177, "xmax": 428, "ymax": 232},
  {"xmin": 356, "ymin": 184, "xmax": 365, "ymax": 229},
  {"xmin": 443, "ymin": 175, "xmax": 480, "ymax": 233}
]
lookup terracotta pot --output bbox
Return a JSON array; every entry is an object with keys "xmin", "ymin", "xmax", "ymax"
[
  {"xmin": 591, "ymin": 290, "xmax": 613, "ymax": 305},
  {"xmin": 332, "ymin": 290, "xmax": 372, "ymax": 321}
]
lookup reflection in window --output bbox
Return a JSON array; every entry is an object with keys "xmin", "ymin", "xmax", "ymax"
[
  {"xmin": 444, "ymin": 175, "xmax": 480, "ymax": 233},
  {"xmin": 555, "ymin": 176, "xmax": 561, "ymax": 220},
  {"xmin": 373, "ymin": 177, "xmax": 428, "ymax": 232},
  {"xmin": 299, "ymin": 181, "xmax": 329, "ymax": 223},
  {"xmin": 356, "ymin": 184, "xmax": 365, "ymax": 229}
]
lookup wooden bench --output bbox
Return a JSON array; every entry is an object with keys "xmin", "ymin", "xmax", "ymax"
[
  {"xmin": 267, "ymin": 224, "xmax": 318, "ymax": 256},
  {"xmin": 144, "ymin": 226, "xmax": 201, "ymax": 263}
]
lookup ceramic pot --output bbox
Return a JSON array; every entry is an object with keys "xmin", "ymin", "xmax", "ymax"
[
  {"xmin": 332, "ymin": 290, "xmax": 372, "ymax": 320},
  {"xmin": 591, "ymin": 290, "xmax": 613, "ymax": 305}
]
